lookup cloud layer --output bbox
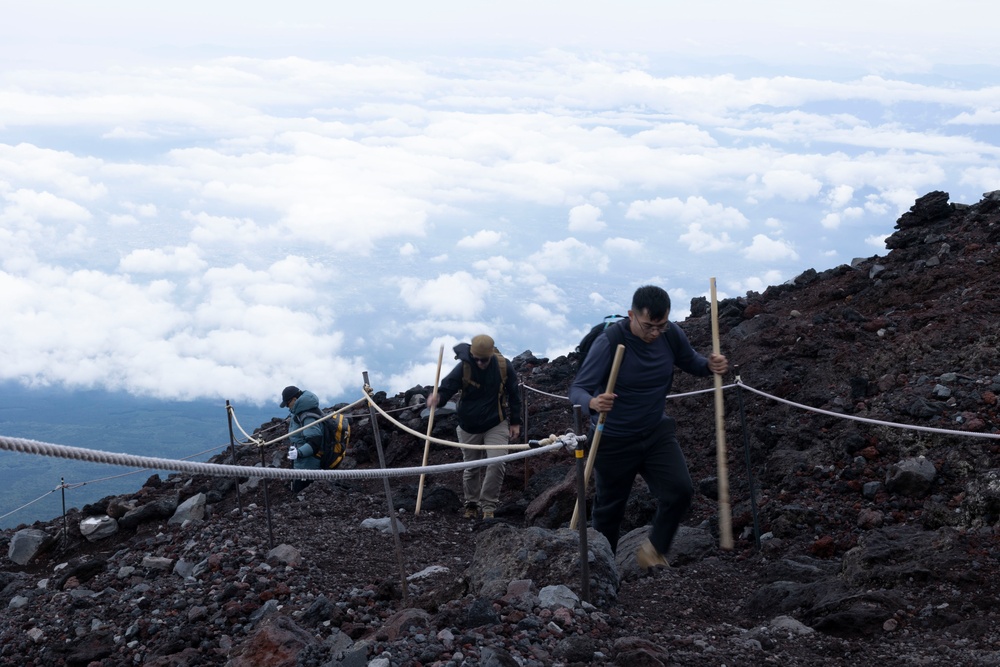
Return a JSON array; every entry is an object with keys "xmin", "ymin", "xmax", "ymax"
[{"xmin": 1, "ymin": 9, "xmax": 998, "ymax": 406}]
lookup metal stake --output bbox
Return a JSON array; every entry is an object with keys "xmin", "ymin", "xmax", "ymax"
[
  {"xmin": 735, "ymin": 368, "xmax": 762, "ymax": 549},
  {"xmin": 260, "ymin": 444, "xmax": 274, "ymax": 550},
  {"xmin": 60, "ymin": 477, "xmax": 67, "ymax": 546},
  {"xmin": 522, "ymin": 381, "xmax": 529, "ymax": 489},
  {"xmin": 573, "ymin": 405, "xmax": 591, "ymax": 603},
  {"xmin": 363, "ymin": 371, "xmax": 409, "ymax": 604},
  {"xmin": 225, "ymin": 400, "xmax": 244, "ymax": 515}
]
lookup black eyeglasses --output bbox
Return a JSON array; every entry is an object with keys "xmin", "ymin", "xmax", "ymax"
[
  {"xmin": 635, "ymin": 317, "xmax": 669, "ymax": 334},
  {"xmin": 472, "ymin": 356, "xmax": 491, "ymax": 364}
]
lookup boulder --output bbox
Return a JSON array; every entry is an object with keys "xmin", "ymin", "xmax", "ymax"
[
  {"xmin": 168, "ymin": 492, "xmax": 207, "ymax": 525},
  {"xmin": 79, "ymin": 515, "xmax": 118, "ymax": 542},
  {"xmin": 465, "ymin": 523, "xmax": 618, "ymax": 607},
  {"xmin": 7, "ymin": 529, "xmax": 54, "ymax": 566}
]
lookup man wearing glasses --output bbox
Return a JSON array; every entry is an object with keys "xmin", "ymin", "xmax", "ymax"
[
  {"xmin": 569, "ymin": 285, "xmax": 729, "ymax": 570},
  {"xmin": 427, "ymin": 334, "xmax": 522, "ymax": 520}
]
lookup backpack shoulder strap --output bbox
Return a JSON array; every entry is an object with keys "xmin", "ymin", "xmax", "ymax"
[
  {"xmin": 605, "ymin": 318, "xmax": 627, "ymax": 349},
  {"xmin": 299, "ymin": 408, "xmax": 323, "ymax": 422},
  {"xmin": 495, "ymin": 351, "xmax": 507, "ymax": 388},
  {"xmin": 462, "ymin": 360, "xmax": 472, "ymax": 389},
  {"xmin": 462, "ymin": 349, "xmax": 508, "ymax": 390},
  {"xmin": 664, "ymin": 321, "xmax": 681, "ymax": 354}
]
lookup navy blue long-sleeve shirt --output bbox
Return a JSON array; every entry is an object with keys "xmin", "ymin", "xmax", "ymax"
[{"xmin": 568, "ymin": 319, "xmax": 711, "ymax": 438}]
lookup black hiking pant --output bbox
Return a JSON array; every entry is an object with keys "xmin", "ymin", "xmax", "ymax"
[{"xmin": 591, "ymin": 415, "xmax": 693, "ymax": 555}]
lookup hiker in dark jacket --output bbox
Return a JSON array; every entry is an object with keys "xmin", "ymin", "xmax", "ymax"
[
  {"xmin": 569, "ymin": 285, "xmax": 728, "ymax": 570},
  {"xmin": 427, "ymin": 334, "xmax": 522, "ymax": 519},
  {"xmin": 280, "ymin": 385, "xmax": 323, "ymax": 493}
]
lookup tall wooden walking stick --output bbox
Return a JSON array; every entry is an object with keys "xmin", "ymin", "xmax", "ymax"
[
  {"xmin": 569, "ymin": 343, "xmax": 625, "ymax": 531},
  {"xmin": 710, "ymin": 277, "xmax": 734, "ymax": 550},
  {"xmin": 414, "ymin": 344, "xmax": 444, "ymax": 516}
]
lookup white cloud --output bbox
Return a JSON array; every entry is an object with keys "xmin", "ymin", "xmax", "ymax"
[
  {"xmin": 383, "ymin": 359, "xmax": 444, "ymax": 397},
  {"xmin": 103, "ymin": 126, "xmax": 156, "ymax": 139},
  {"xmin": 821, "ymin": 213, "xmax": 841, "ymax": 229},
  {"xmin": 742, "ymin": 234, "xmax": 800, "ymax": 262},
  {"xmin": 456, "ymin": 229, "xmax": 504, "ymax": 249},
  {"xmin": 125, "ymin": 202, "xmax": 158, "ymax": 217},
  {"xmin": 398, "ymin": 271, "xmax": 490, "ymax": 318},
  {"xmin": 731, "ymin": 270, "xmax": 786, "ymax": 294},
  {"xmin": 948, "ymin": 109, "xmax": 1000, "ymax": 125},
  {"xmin": 864, "ymin": 195, "xmax": 890, "ymax": 216},
  {"xmin": 826, "ymin": 184, "xmax": 854, "ymax": 208},
  {"xmin": 399, "ymin": 242, "xmax": 418, "ymax": 256},
  {"xmin": 759, "ymin": 169, "xmax": 824, "ymax": 201},
  {"xmin": 188, "ymin": 211, "xmax": 272, "ymax": 246},
  {"xmin": 603, "ymin": 237, "xmax": 643, "ymax": 254},
  {"xmin": 119, "ymin": 244, "xmax": 207, "ymax": 274},
  {"xmin": 626, "ymin": 196, "xmax": 749, "ymax": 229},
  {"xmin": 879, "ymin": 187, "xmax": 921, "ymax": 216},
  {"xmin": 3, "ymin": 188, "xmax": 92, "ymax": 224},
  {"xmin": 960, "ymin": 166, "xmax": 1000, "ymax": 191},
  {"xmin": 522, "ymin": 302, "xmax": 568, "ymax": 330},
  {"xmin": 678, "ymin": 223, "xmax": 737, "ymax": 253},
  {"xmin": 472, "ymin": 255, "xmax": 516, "ymax": 282},
  {"xmin": 567, "ymin": 203, "xmax": 605, "ymax": 232},
  {"xmin": 587, "ymin": 291, "xmax": 614, "ymax": 310},
  {"xmin": 527, "ymin": 238, "xmax": 609, "ymax": 273},
  {"xmin": 108, "ymin": 213, "xmax": 140, "ymax": 226}
]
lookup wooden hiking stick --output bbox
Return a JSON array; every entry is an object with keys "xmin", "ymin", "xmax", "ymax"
[
  {"xmin": 569, "ymin": 342, "xmax": 625, "ymax": 531},
  {"xmin": 414, "ymin": 345, "xmax": 444, "ymax": 516},
  {"xmin": 710, "ymin": 278, "xmax": 734, "ymax": 550}
]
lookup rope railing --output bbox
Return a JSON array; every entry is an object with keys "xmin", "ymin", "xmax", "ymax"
[
  {"xmin": 520, "ymin": 382, "xmax": 737, "ymax": 402},
  {"xmin": 0, "ymin": 433, "xmax": 561, "ymax": 482},
  {"xmin": 736, "ymin": 380, "xmax": 1000, "ymax": 440},
  {"xmin": 361, "ymin": 391, "xmax": 530, "ymax": 451},
  {"xmin": 4, "ymin": 377, "xmax": 997, "ymax": 526}
]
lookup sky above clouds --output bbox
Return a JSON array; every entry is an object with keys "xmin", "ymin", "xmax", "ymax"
[{"xmin": 1, "ymin": 1, "xmax": 998, "ymax": 408}]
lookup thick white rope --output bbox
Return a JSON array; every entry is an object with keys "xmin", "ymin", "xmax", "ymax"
[
  {"xmin": 522, "ymin": 385, "xmax": 568, "ymax": 400},
  {"xmin": 254, "ymin": 397, "xmax": 370, "ymax": 447},
  {"xmin": 737, "ymin": 381, "xmax": 1000, "ymax": 440},
  {"xmin": 520, "ymin": 381, "xmax": 736, "ymax": 402},
  {"xmin": 361, "ymin": 391, "xmax": 529, "ymax": 451},
  {"xmin": 0, "ymin": 434, "xmax": 562, "ymax": 482}
]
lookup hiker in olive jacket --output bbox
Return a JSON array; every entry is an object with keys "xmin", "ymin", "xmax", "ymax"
[
  {"xmin": 427, "ymin": 334, "xmax": 522, "ymax": 519},
  {"xmin": 280, "ymin": 385, "xmax": 323, "ymax": 492}
]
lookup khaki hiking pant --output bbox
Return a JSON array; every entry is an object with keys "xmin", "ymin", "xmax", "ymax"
[{"xmin": 457, "ymin": 420, "xmax": 509, "ymax": 513}]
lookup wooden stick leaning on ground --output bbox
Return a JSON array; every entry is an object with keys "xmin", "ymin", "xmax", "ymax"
[
  {"xmin": 569, "ymin": 343, "xmax": 626, "ymax": 531},
  {"xmin": 414, "ymin": 345, "xmax": 444, "ymax": 516},
  {"xmin": 710, "ymin": 277, "xmax": 734, "ymax": 549}
]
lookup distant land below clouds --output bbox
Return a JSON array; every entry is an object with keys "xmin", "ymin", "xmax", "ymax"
[{"xmin": 0, "ymin": 383, "xmax": 277, "ymax": 529}]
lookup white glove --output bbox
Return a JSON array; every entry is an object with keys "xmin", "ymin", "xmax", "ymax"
[{"xmin": 287, "ymin": 445, "xmax": 298, "ymax": 461}]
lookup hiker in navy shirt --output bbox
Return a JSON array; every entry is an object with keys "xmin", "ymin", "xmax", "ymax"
[{"xmin": 569, "ymin": 285, "xmax": 728, "ymax": 570}]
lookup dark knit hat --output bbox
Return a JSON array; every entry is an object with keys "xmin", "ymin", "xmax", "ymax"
[{"xmin": 280, "ymin": 385, "xmax": 302, "ymax": 408}]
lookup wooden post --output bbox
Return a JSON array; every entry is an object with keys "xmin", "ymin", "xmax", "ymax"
[
  {"xmin": 569, "ymin": 343, "xmax": 625, "ymax": 531},
  {"xmin": 710, "ymin": 277, "xmax": 734, "ymax": 550},
  {"xmin": 414, "ymin": 345, "xmax": 444, "ymax": 516}
]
